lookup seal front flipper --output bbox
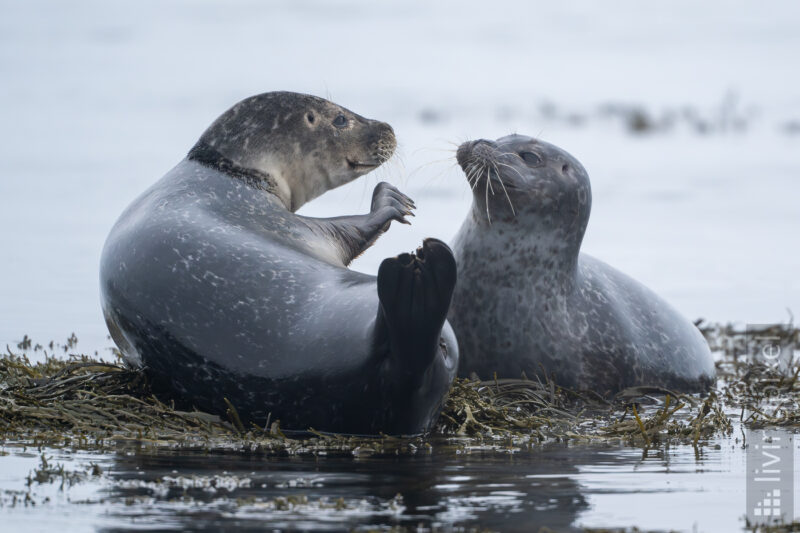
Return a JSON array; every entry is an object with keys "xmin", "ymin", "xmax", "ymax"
[
  {"xmin": 376, "ymin": 238, "xmax": 457, "ymax": 389},
  {"xmin": 305, "ymin": 182, "xmax": 416, "ymax": 265}
]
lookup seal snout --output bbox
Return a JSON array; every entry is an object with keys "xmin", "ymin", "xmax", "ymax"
[
  {"xmin": 373, "ymin": 122, "xmax": 397, "ymax": 163},
  {"xmin": 456, "ymin": 139, "xmax": 496, "ymax": 170},
  {"xmin": 347, "ymin": 122, "xmax": 396, "ymax": 170},
  {"xmin": 471, "ymin": 139, "xmax": 496, "ymax": 159}
]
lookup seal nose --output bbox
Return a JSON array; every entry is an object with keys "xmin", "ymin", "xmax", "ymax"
[
  {"xmin": 377, "ymin": 121, "xmax": 395, "ymax": 141},
  {"xmin": 456, "ymin": 142, "xmax": 471, "ymax": 169},
  {"xmin": 471, "ymin": 139, "xmax": 497, "ymax": 159},
  {"xmin": 374, "ymin": 122, "xmax": 396, "ymax": 162},
  {"xmin": 457, "ymin": 138, "xmax": 498, "ymax": 171}
]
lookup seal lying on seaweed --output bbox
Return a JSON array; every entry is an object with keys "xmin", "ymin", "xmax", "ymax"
[
  {"xmin": 100, "ymin": 92, "xmax": 458, "ymax": 435},
  {"xmin": 449, "ymin": 134, "xmax": 714, "ymax": 395}
]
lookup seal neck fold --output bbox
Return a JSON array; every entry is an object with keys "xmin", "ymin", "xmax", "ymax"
[{"xmin": 188, "ymin": 142, "xmax": 278, "ymax": 194}]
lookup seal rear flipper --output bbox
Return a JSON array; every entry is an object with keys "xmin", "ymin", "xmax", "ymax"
[{"xmin": 376, "ymin": 238, "xmax": 457, "ymax": 388}]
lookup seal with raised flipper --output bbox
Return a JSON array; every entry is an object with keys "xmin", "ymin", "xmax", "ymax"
[
  {"xmin": 449, "ymin": 134, "xmax": 714, "ymax": 394},
  {"xmin": 100, "ymin": 91, "xmax": 459, "ymax": 435}
]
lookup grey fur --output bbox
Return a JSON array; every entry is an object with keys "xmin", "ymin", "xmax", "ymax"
[
  {"xmin": 100, "ymin": 92, "xmax": 459, "ymax": 435},
  {"xmin": 448, "ymin": 134, "xmax": 715, "ymax": 395}
]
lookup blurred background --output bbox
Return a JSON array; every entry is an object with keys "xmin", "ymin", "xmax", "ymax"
[{"xmin": 1, "ymin": 0, "xmax": 799, "ymax": 356}]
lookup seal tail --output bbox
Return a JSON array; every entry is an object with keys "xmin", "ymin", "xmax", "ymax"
[{"xmin": 376, "ymin": 238, "xmax": 457, "ymax": 388}]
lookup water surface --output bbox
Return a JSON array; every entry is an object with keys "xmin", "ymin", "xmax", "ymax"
[{"xmin": 1, "ymin": 432, "xmax": 784, "ymax": 532}]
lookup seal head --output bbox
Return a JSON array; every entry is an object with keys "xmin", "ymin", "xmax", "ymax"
[
  {"xmin": 456, "ymin": 134, "xmax": 590, "ymax": 239},
  {"xmin": 189, "ymin": 91, "xmax": 397, "ymax": 211}
]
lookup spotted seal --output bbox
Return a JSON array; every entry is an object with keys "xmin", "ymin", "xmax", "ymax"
[
  {"xmin": 448, "ymin": 134, "xmax": 714, "ymax": 394},
  {"xmin": 100, "ymin": 92, "xmax": 459, "ymax": 435}
]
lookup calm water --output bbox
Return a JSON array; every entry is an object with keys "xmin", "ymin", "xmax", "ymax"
[{"xmin": 1, "ymin": 431, "xmax": 783, "ymax": 532}]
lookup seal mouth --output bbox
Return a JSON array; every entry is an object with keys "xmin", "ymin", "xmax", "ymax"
[{"xmin": 347, "ymin": 158, "xmax": 380, "ymax": 171}]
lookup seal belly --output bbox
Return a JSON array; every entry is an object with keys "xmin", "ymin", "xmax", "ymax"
[
  {"xmin": 103, "ymin": 191, "xmax": 375, "ymax": 365},
  {"xmin": 101, "ymin": 208, "xmax": 391, "ymax": 432},
  {"xmin": 100, "ymin": 164, "xmax": 457, "ymax": 434}
]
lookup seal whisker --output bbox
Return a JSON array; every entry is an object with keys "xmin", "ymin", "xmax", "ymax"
[
  {"xmin": 467, "ymin": 169, "xmax": 480, "ymax": 191},
  {"xmin": 378, "ymin": 148, "xmax": 404, "ymax": 182},
  {"xmin": 494, "ymin": 160, "xmax": 526, "ymax": 182},
  {"xmin": 379, "ymin": 150, "xmax": 408, "ymax": 190},
  {"xmin": 491, "ymin": 160, "xmax": 516, "ymax": 216},
  {"xmin": 467, "ymin": 160, "xmax": 482, "ymax": 182},
  {"xmin": 491, "ymin": 151, "xmax": 528, "ymax": 165},
  {"xmin": 469, "ymin": 160, "xmax": 489, "ymax": 191},
  {"xmin": 411, "ymin": 146, "xmax": 458, "ymax": 155},
  {"xmin": 462, "ymin": 159, "xmax": 476, "ymax": 181},
  {"xmin": 465, "ymin": 160, "xmax": 482, "ymax": 189},
  {"xmin": 484, "ymin": 162, "xmax": 492, "ymax": 224},
  {"xmin": 366, "ymin": 159, "xmax": 394, "ymax": 194},
  {"xmin": 468, "ymin": 164, "xmax": 484, "ymax": 191},
  {"xmin": 472, "ymin": 165, "xmax": 488, "ymax": 191},
  {"xmin": 417, "ymin": 161, "xmax": 460, "ymax": 190},
  {"xmin": 409, "ymin": 156, "xmax": 460, "ymax": 179},
  {"xmin": 425, "ymin": 162, "xmax": 460, "ymax": 187}
]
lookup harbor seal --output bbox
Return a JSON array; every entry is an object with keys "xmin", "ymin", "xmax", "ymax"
[
  {"xmin": 100, "ymin": 91, "xmax": 459, "ymax": 435},
  {"xmin": 449, "ymin": 134, "xmax": 714, "ymax": 395}
]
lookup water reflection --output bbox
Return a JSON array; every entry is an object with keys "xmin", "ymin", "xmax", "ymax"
[
  {"xmin": 98, "ymin": 444, "xmax": 591, "ymax": 532},
  {"xmin": 0, "ymin": 436, "xmax": 752, "ymax": 532}
]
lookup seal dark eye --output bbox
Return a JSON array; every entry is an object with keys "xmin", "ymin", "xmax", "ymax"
[
  {"xmin": 520, "ymin": 152, "xmax": 542, "ymax": 165},
  {"xmin": 333, "ymin": 114, "xmax": 348, "ymax": 128},
  {"xmin": 306, "ymin": 113, "xmax": 315, "ymax": 124}
]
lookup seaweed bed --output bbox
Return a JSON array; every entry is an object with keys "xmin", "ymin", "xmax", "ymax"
[
  {"xmin": 1, "ymin": 323, "xmax": 799, "ymax": 532},
  {"xmin": 1, "ymin": 322, "xmax": 797, "ymax": 456}
]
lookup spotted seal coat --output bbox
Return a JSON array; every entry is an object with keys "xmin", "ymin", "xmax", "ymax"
[
  {"xmin": 448, "ymin": 134, "xmax": 714, "ymax": 394},
  {"xmin": 100, "ymin": 92, "xmax": 459, "ymax": 435}
]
